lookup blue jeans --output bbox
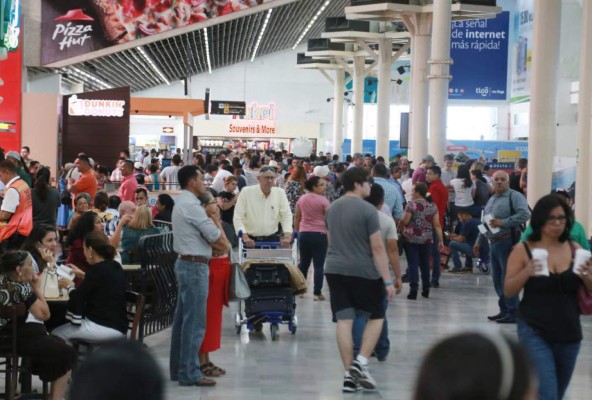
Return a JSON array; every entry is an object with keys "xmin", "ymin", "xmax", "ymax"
[
  {"xmin": 490, "ymin": 238, "xmax": 518, "ymax": 317},
  {"xmin": 405, "ymin": 242, "xmax": 431, "ymax": 291},
  {"xmin": 298, "ymin": 232, "xmax": 327, "ymax": 295},
  {"xmin": 518, "ymin": 320, "xmax": 581, "ymax": 400},
  {"xmin": 169, "ymin": 260, "xmax": 209, "ymax": 385},
  {"xmin": 431, "ymin": 230, "xmax": 441, "ymax": 283},
  {"xmin": 352, "ymin": 297, "xmax": 389, "ymax": 359},
  {"xmin": 449, "ymin": 241, "xmax": 475, "ymax": 270}
]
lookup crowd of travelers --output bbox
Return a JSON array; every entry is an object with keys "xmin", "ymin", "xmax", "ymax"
[{"xmin": 0, "ymin": 143, "xmax": 589, "ymax": 399}]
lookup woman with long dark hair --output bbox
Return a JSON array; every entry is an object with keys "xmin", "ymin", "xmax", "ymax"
[
  {"xmin": 65, "ymin": 211, "xmax": 104, "ymax": 286},
  {"xmin": 449, "ymin": 164, "xmax": 477, "ymax": 221},
  {"xmin": 505, "ymin": 195, "xmax": 592, "ymax": 400},
  {"xmin": 154, "ymin": 193, "xmax": 175, "ymax": 222},
  {"xmin": 21, "ymin": 224, "xmax": 60, "ymax": 273},
  {"xmin": 32, "ymin": 167, "xmax": 61, "ymax": 226},
  {"xmin": 400, "ymin": 183, "xmax": 444, "ymax": 300},
  {"xmin": 295, "ymin": 176, "xmax": 330, "ymax": 300},
  {"xmin": 53, "ymin": 231, "xmax": 127, "ymax": 345}
]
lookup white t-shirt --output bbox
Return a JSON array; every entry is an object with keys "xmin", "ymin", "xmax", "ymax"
[
  {"xmin": 450, "ymin": 178, "xmax": 475, "ymax": 207},
  {"xmin": 160, "ymin": 165, "xmax": 181, "ymax": 190},
  {"xmin": 401, "ymin": 178, "xmax": 413, "ymax": 203},
  {"xmin": 1, "ymin": 176, "xmax": 21, "ymax": 213},
  {"xmin": 210, "ymin": 169, "xmax": 233, "ymax": 193}
]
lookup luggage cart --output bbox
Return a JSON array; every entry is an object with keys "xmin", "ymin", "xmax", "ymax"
[{"xmin": 235, "ymin": 231, "xmax": 298, "ymax": 341}]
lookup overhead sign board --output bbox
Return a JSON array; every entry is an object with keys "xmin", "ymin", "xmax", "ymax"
[
  {"xmin": 449, "ymin": 11, "xmax": 510, "ymax": 101},
  {"xmin": 210, "ymin": 100, "xmax": 246, "ymax": 116},
  {"xmin": 41, "ymin": 0, "xmax": 280, "ymax": 66}
]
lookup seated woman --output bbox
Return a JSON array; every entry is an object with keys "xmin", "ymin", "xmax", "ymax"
[
  {"xmin": 65, "ymin": 212, "xmax": 104, "ymax": 287},
  {"xmin": 52, "ymin": 232, "xmax": 128, "ymax": 345},
  {"xmin": 120, "ymin": 205, "xmax": 160, "ymax": 264},
  {"xmin": 154, "ymin": 193, "xmax": 174, "ymax": 223},
  {"xmin": 0, "ymin": 251, "xmax": 76, "ymax": 400},
  {"xmin": 67, "ymin": 192, "xmax": 92, "ymax": 230},
  {"xmin": 21, "ymin": 224, "xmax": 60, "ymax": 273}
]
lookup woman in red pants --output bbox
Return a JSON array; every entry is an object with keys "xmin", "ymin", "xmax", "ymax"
[{"xmin": 199, "ymin": 196, "xmax": 232, "ymax": 377}]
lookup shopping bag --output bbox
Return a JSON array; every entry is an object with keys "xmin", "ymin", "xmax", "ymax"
[{"xmin": 228, "ymin": 263, "xmax": 251, "ymax": 302}]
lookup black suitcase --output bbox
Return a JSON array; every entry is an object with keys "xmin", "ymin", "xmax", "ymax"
[
  {"xmin": 245, "ymin": 263, "xmax": 291, "ymax": 288},
  {"xmin": 245, "ymin": 287, "xmax": 295, "ymax": 316}
]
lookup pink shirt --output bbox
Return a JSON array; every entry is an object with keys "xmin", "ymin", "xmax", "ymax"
[
  {"xmin": 119, "ymin": 175, "xmax": 138, "ymax": 203},
  {"xmin": 296, "ymin": 193, "xmax": 330, "ymax": 233}
]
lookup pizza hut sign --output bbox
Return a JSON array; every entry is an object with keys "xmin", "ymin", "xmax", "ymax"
[
  {"xmin": 51, "ymin": 9, "xmax": 94, "ymax": 51},
  {"xmin": 68, "ymin": 95, "xmax": 126, "ymax": 117}
]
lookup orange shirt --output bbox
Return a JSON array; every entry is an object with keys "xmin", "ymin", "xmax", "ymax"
[{"xmin": 72, "ymin": 170, "xmax": 98, "ymax": 200}]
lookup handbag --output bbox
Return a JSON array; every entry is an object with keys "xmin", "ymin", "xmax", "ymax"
[
  {"xmin": 228, "ymin": 263, "xmax": 251, "ymax": 302},
  {"xmin": 577, "ymin": 284, "xmax": 592, "ymax": 315},
  {"xmin": 60, "ymin": 190, "xmax": 72, "ymax": 206},
  {"xmin": 41, "ymin": 267, "xmax": 61, "ymax": 299}
]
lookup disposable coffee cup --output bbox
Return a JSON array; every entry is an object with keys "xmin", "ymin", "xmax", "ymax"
[
  {"xmin": 531, "ymin": 248, "xmax": 549, "ymax": 276},
  {"xmin": 573, "ymin": 249, "xmax": 591, "ymax": 276}
]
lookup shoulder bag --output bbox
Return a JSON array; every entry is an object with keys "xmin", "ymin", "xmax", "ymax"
[
  {"xmin": 229, "ymin": 263, "xmax": 251, "ymax": 302},
  {"xmin": 41, "ymin": 267, "xmax": 61, "ymax": 299},
  {"xmin": 578, "ymin": 285, "xmax": 592, "ymax": 315}
]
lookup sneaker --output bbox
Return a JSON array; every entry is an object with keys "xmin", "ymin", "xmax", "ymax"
[
  {"xmin": 342, "ymin": 374, "xmax": 361, "ymax": 393},
  {"xmin": 449, "ymin": 269, "xmax": 463, "ymax": 274},
  {"xmin": 460, "ymin": 267, "xmax": 473, "ymax": 273},
  {"xmin": 314, "ymin": 294, "xmax": 326, "ymax": 301},
  {"xmin": 348, "ymin": 359, "xmax": 377, "ymax": 390}
]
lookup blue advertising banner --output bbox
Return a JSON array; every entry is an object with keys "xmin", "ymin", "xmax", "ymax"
[
  {"xmin": 449, "ymin": 11, "xmax": 510, "ymax": 100},
  {"xmin": 342, "ymin": 139, "xmax": 528, "ymax": 162}
]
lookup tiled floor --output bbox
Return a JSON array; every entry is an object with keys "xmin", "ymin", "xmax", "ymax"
[
  {"xmin": 144, "ymin": 271, "xmax": 592, "ymax": 400},
  {"xmin": 8, "ymin": 268, "xmax": 591, "ymax": 399}
]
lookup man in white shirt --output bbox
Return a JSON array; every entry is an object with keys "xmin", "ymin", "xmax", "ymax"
[
  {"xmin": 160, "ymin": 154, "xmax": 182, "ymax": 190},
  {"xmin": 233, "ymin": 165, "xmax": 293, "ymax": 248},
  {"xmin": 208, "ymin": 164, "xmax": 233, "ymax": 193}
]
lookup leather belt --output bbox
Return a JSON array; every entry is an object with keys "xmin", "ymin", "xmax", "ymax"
[
  {"xmin": 489, "ymin": 232, "xmax": 514, "ymax": 243},
  {"xmin": 179, "ymin": 255, "xmax": 210, "ymax": 264}
]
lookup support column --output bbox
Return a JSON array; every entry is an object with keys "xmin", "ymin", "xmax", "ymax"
[
  {"xmin": 576, "ymin": 0, "xmax": 592, "ymax": 233},
  {"xmin": 333, "ymin": 69, "xmax": 345, "ymax": 156},
  {"xmin": 408, "ymin": 18, "xmax": 431, "ymax": 164},
  {"xmin": 183, "ymin": 118, "xmax": 193, "ymax": 165},
  {"xmin": 527, "ymin": 0, "xmax": 562, "ymax": 206},
  {"xmin": 428, "ymin": 0, "xmax": 453, "ymax": 164},
  {"xmin": 352, "ymin": 56, "xmax": 365, "ymax": 155},
  {"xmin": 376, "ymin": 38, "xmax": 393, "ymax": 161}
]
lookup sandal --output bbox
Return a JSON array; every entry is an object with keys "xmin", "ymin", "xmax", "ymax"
[
  {"xmin": 207, "ymin": 361, "xmax": 226, "ymax": 375},
  {"xmin": 200, "ymin": 363, "xmax": 222, "ymax": 377}
]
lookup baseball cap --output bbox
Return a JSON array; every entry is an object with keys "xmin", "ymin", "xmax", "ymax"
[
  {"xmin": 313, "ymin": 165, "xmax": 330, "ymax": 178},
  {"xmin": 422, "ymin": 154, "xmax": 436, "ymax": 163},
  {"xmin": 268, "ymin": 160, "xmax": 278, "ymax": 168},
  {"xmin": 6, "ymin": 151, "xmax": 21, "ymax": 161},
  {"xmin": 134, "ymin": 162, "xmax": 143, "ymax": 170}
]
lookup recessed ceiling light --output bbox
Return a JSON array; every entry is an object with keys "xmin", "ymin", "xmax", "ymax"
[
  {"xmin": 68, "ymin": 67, "xmax": 112, "ymax": 89},
  {"xmin": 251, "ymin": 9, "xmax": 273, "ymax": 62},
  {"xmin": 203, "ymin": 28, "xmax": 212, "ymax": 74},
  {"xmin": 292, "ymin": 0, "xmax": 332, "ymax": 50},
  {"xmin": 137, "ymin": 46, "xmax": 170, "ymax": 85}
]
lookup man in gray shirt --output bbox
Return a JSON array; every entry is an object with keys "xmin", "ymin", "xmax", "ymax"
[
  {"xmin": 325, "ymin": 167, "xmax": 395, "ymax": 392},
  {"xmin": 474, "ymin": 170, "xmax": 530, "ymax": 324},
  {"xmin": 169, "ymin": 166, "xmax": 229, "ymax": 387}
]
